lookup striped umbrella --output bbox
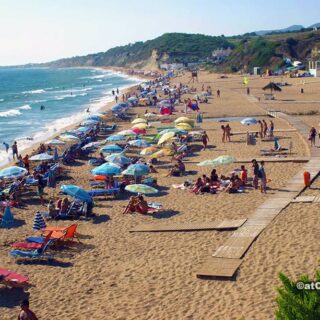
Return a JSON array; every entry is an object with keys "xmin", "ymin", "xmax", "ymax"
[
  {"xmin": 105, "ymin": 154, "xmax": 131, "ymax": 166},
  {"xmin": 128, "ymin": 139, "xmax": 150, "ymax": 148},
  {"xmin": 0, "ymin": 206, "xmax": 14, "ymax": 228},
  {"xmin": 125, "ymin": 184, "xmax": 158, "ymax": 194},
  {"xmin": 29, "ymin": 153, "xmax": 54, "ymax": 161},
  {"xmin": 158, "ymin": 132, "xmax": 175, "ymax": 145},
  {"xmin": 122, "ymin": 164, "xmax": 150, "ymax": 176},
  {"xmin": 33, "ymin": 211, "xmax": 46, "ymax": 230}
]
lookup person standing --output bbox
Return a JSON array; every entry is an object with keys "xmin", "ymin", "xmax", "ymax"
[
  {"xmin": 225, "ymin": 124, "xmax": 231, "ymax": 142},
  {"xmin": 258, "ymin": 161, "xmax": 267, "ymax": 193},
  {"xmin": 252, "ymin": 159, "xmax": 259, "ymax": 190},
  {"xmin": 269, "ymin": 120, "xmax": 274, "ymax": 137},
  {"xmin": 18, "ymin": 299, "xmax": 38, "ymax": 320},
  {"xmin": 221, "ymin": 125, "xmax": 226, "ymax": 143},
  {"xmin": 116, "ymin": 88, "xmax": 119, "ymax": 94},
  {"xmin": 217, "ymin": 89, "xmax": 220, "ymax": 98},
  {"xmin": 201, "ymin": 131, "xmax": 209, "ymax": 151},
  {"xmin": 3, "ymin": 142, "xmax": 9, "ymax": 153},
  {"xmin": 36, "ymin": 173, "xmax": 45, "ymax": 206},
  {"xmin": 258, "ymin": 120, "xmax": 264, "ymax": 138},
  {"xmin": 22, "ymin": 155, "xmax": 30, "ymax": 174},
  {"xmin": 309, "ymin": 126, "xmax": 317, "ymax": 147},
  {"xmin": 115, "ymin": 95, "xmax": 118, "ymax": 103},
  {"xmin": 12, "ymin": 141, "xmax": 18, "ymax": 160},
  {"xmin": 112, "ymin": 90, "xmax": 115, "ymax": 96},
  {"xmin": 262, "ymin": 120, "xmax": 268, "ymax": 137}
]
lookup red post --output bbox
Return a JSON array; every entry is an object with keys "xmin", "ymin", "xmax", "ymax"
[{"xmin": 303, "ymin": 171, "xmax": 311, "ymax": 187}]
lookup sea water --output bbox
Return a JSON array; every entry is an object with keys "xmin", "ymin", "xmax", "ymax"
[{"xmin": 0, "ymin": 67, "xmax": 139, "ymax": 166}]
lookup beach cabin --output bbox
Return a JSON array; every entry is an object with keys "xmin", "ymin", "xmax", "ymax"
[
  {"xmin": 253, "ymin": 67, "xmax": 261, "ymax": 75},
  {"xmin": 309, "ymin": 60, "xmax": 320, "ymax": 77}
]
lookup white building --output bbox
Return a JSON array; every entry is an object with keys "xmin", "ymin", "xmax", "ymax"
[
  {"xmin": 212, "ymin": 47, "xmax": 232, "ymax": 60},
  {"xmin": 309, "ymin": 60, "xmax": 320, "ymax": 77}
]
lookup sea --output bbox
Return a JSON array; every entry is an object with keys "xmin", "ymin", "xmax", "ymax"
[{"xmin": 0, "ymin": 67, "xmax": 140, "ymax": 166}]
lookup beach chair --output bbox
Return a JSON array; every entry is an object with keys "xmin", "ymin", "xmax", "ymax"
[
  {"xmin": 87, "ymin": 187, "xmax": 120, "ymax": 198},
  {"xmin": 0, "ymin": 268, "xmax": 29, "ymax": 287},
  {"xmin": 11, "ymin": 230, "xmax": 55, "ymax": 250},
  {"xmin": 10, "ymin": 232, "xmax": 54, "ymax": 260}
]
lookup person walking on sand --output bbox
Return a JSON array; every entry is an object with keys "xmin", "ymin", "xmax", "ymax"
[
  {"xmin": 3, "ymin": 142, "xmax": 9, "ymax": 153},
  {"xmin": 309, "ymin": 126, "xmax": 317, "ymax": 147},
  {"xmin": 18, "ymin": 299, "xmax": 38, "ymax": 320},
  {"xmin": 12, "ymin": 141, "xmax": 18, "ymax": 160},
  {"xmin": 117, "ymin": 88, "xmax": 119, "ymax": 94},
  {"xmin": 258, "ymin": 120, "xmax": 264, "ymax": 138},
  {"xmin": 262, "ymin": 120, "xmax": 268, "ymax": 137},
  {"xmin": 252, "ymin": 159, "xmax": 259, "ymax": 190},
  {"xmin": 258, "ymin": 161, "xmax": 267, "ymax": 193},
  {"xmin": 225, "ymin": 124, "xmax": 231, "ymax": 142},
  {"xmin": 201, "ymin": 131, "xmax": 209, "ymax": 151},
  {"xmin": 217, "ymin": 89, "xmax": 220, "ymax": 98},
  {"xmin": 221, "ymin": 125, "xmax": 226, "ymax": 143}
]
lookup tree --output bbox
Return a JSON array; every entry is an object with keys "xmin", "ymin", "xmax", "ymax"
[{"xmin": 276, "ymin": 271, "xmax": 320, "ymax": 319}]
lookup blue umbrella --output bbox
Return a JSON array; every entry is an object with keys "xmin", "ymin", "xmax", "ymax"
[
  {"xmin": 45, "ymin": 139, "xmax": 65, "ymax": 146},
  {"xmin": 158, "ymin": 128, "xmax": 188, "ymax": 136},
  {"xmin": 81, "ymin": 119, "xmax": 99, "ymax": 126},
  {"xmin": 76, "ymin": 126, "xmax": 91, "ymax": 133},
  {"xmin": 128, "ymin": 97, "xmax": 138, "ymax": 102},
  {"xmin": 105, "ymin": 154, "xmax": 131, "ymax": 166},
  {"xmin": 100, "ymin": 144, "xmax": 123, "ymax": 154},
  {"xmin": 122, "ymin": 164, "xmax": 150, "ymax": 176},
  {"xmin": 87, "ymin": 115, "xmax": 102, "ymax": 121},
  {"xmin": 91, "ymin": 163, "xmax": 122, "ymax": 176},
  {"xmin": 1, "ymin": 206, "xmax": 14, "ymax": 228},
  {"xmin": 29, "ymin": 153, "xmax": 54, "ymax": 161},
  {"xmin": 60, "ymin": 185, "xmax": 92, "ymax": 203},
  {"xmin": 106, "ymin": 135, "xmax": 126, "ymax": 142},
  {"xmin": 33, "ymin": 211, "xmax": 46, "ymax": 230},
  {"xmin": 128, "ymin": 139, "xmax": 150, "ymax": 148},
  {"xmin": 112, "ymin": 104, "xmax": 124, "ymax": 112},
  {"xmin": 241, "ymin": 118, "xmax": 257, "ymax": 125},
  {"xmin": 0, "ymin": 166, "xmax": 27, "ymax": 179}
]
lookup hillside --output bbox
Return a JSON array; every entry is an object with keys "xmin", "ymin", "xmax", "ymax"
[{"xmin": 41, "ymin": 33, "xmax": 233, "ymax": 70}]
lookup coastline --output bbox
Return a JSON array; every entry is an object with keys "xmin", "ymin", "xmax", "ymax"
[{"xmin": 0, "ymin": 68, "xmax": 146, "ymax": 170}]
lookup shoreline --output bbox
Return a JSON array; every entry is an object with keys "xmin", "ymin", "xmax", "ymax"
[{"xmin": 0, "ymin": 68, "xmax": 146, "ymax": 170}]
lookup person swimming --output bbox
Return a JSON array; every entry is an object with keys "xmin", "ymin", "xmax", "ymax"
[{"xmin": 40, "ymin": 105, "xmax": 45, "ymax": 110}]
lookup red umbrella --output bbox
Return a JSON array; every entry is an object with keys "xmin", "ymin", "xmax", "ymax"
[{"xmin": 131, "ymin": 127, "xmax": 146, "ymax": 135}]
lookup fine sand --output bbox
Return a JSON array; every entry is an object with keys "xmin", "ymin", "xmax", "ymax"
[{"xmin": 1, "ymin": 71, "xmax": 319, "ymax": 320}]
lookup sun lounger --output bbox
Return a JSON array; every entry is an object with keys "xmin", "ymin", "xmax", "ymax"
[
  {"xmin": 11, "ymin": 230, "xmax": 54, "ymax": 250},
  {"xmin": 0, "ymin": 268, "xmax": 29, "ymax": 287},
  {"xmin": 87, "ymin": 188, "xmax": 120, "ymax": 197}
]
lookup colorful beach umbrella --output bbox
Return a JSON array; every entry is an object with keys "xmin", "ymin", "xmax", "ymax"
[
  {"xmin": 132, "ymin": 118, "xmax": 147, "ymax": 124},
  {"xmin": 158, "ymin": 132, "xmax": 175, "ymax": 145},
  {"xmin": 60, "ymin": 134, "xmax": 81, "ymax": 142},
  {"xmin": 106, "ymin": 135, "xmax": 126, "ymax": 142},
  {"xmin": 128, "ymin": 139, "xmax": 150, "ymax": 148},
  {"xmin": 150, "ymin": 148, "xmax": 174, "ymax": 159},
  {"xmin": 82, "ymin": 141, "xmax": 103, "ymax": 150},
  {"xmin": 125, "ymin": 184, "xmax": 158, "ymax": 195},
  {"xmin": 197, "ymin": 155, "xmax": 237, "ymax": 167},
  {"xmin": 60, "ymin": 185, "xmax": 92, "ymax": 203},
  {"xmin": 45, "ymin": 139, "xmax": 65, "ymax": 146},
  {"xmin": 241, "ymin": 118, "xmax": 257, "ymax": 125},
  {"xmin": 132, "ymin": 127, "xmax": 146, "ymax": 135},
  {"xmin": 175, "ymin": 123, "xmax": 193, "ymax": 131},
  {"xmin": 105, "ymin": 154, "xmax": 131, "ymax": 166},
  {"xmin": 0, "ymin": 166, "xmax": 27, "ymax": 179},
  {"xmin": 122, "ymin": 164, "xmax": 150, "ymax": 176},
  {"xmin": 132, "ymin": 123, "xmax": 148, "ymax": 130},
  {"xmin": 33, "ymin": 211, "xmax": 46, "ymax": 230},
  {"xmin": 29, "ymin": 153, "xmax": 54, "ymax": 161},
  {"xmin": 91, "ymin": 163, "xmax": 122, "ymax": 176},
  {"xmin": 174, "ymin": 117, "xmax": 194, "ymax": 125},
  {"xmin": 118, "ymin": 129, "xmax": 136, "ymax": 136},
  {"xmin": 140, "ymin": 146, "xmax": 158, "ymax": 155},
  {"xmin": 158, "ymin": 128, "xmax": 188, "ymax": 136},
  {"xmin": 100, "ymin": 144, "xmax": 123, "ymax": 154},
  {"xmin": 0, "ymin": 206, "xmax": 14, "ymax": 228},
  {"xmin": 81, "ymin": 119, "xmax": 99, "ymax": 126}
]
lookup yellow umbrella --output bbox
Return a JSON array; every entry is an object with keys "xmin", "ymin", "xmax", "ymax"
[
  {"xmin": 132, "ymin": 123, "xmax": 148, "ymax": 130},
  {"xmin": 175, "ymin": 123, "xmax": 193, "ymax": 131},
  {"xmin": 132, "ymin": 118, "xmax": 147, "ymax": 124},
  {"xmin": 174, "ymin": 117, "xmax": 194, "ymax": 125},
  {"xmin": 140, "ymin": 146, "xmax": 158, "ymax": 155},
  {"xmin": 158, "ymin": 131, "xmax": 175, "ymax": 145},
  {"xmin": 150, "ymin": 148, "xmax": 174, "ymax": 159}
]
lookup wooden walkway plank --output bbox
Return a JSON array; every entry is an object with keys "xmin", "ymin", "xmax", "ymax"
[{"xmin": 291, "ymin": 196, "xmax": 315, "ymax": 203}]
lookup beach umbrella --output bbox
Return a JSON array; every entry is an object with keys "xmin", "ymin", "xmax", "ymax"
[
  {"xmin": 262, "ymin": 82, "xmax": 282, "ymax": 93},
  {"xmin": 159, "ymin": 99, "xmax": 171, "ymax": 105},
  {"xmin": 1, "ymin": 206, "xmax": 14, "ymax": 228},
  {"xmin": 132, "ymin": 127, "xmax": 146, "ymax": 135},
  {"xmin": 132, "ymin": 118, "xmax": 147, "ymax": 124},
  {"xmin": 128, "ymin": 96, "xmax": 138, "ymax": 102},
  {"xmin": 125, "ymin": 184, "xmax": 158, "ymax": 195},
  {"xmin": 197, "ymin": 155, "xmax": 237, "ymax": 167},
  {"xmin": 32, "ymin": 211, "xmax": 46, "ymax": 230},
  {"xmin": 128, "ymin": 139, "xmax": 150, "ymax": 148},
  {"xmin": 86, "ymin": 115, "xmax": 102, "ymax": 121},
  {"xmin": 53, "ymin": 148, "xmax": 59, "ymax": 162},
  {"xmin": 158, "ymin": 132, "xmax": 175, "ymax": 145},
  {"xmin": 140, "ymin": 146, "xmax": 158, "ymax": 155},
  {"xmin": 144, "ymin": 112, "xmax": 157, "ymax": 118},
  {"xmin": 158, "ymin": 128, "xmax": 187, "ymax": 136},
  {"xmin": 76, "ymin": 126, "xmax": 91, "ymax": 133},
  {"xmin": 0, "ymin": 166, "xmax": 27, "ymax": 179},
  {"xmin": 45, "ymin": 139, "xmax": 65, "ymax": 146},
  {"xmin": 81, "ymin": 141, "xmax": 103, "ymax": 150},
  {"xmin": 60, "ymin": 134, "xmax": 81, "ymax": 142},
  {"xmin": 118, "ymin": 129, "xmax": 136, "ymax": 136},
  {"xmin": 132, "ymin": 123, "xmax": 148, "ymax": 130},
  {"xmin": 122, "ymin": 164, "xmax": 150, "ymax": 176},
  {"xmin": 81, "ymin": 119, "xmax": 99, "ymax": 126},
  {"xmin": 174, "ymin": 117, "xmax": 194, "ymax": 125},
  {"xmin": 91, "ymin": 163, "xmax": 122, "ymax": 176},
  {"xmin": 111, "ymin": 104, "xmax": 124, "ymax": 113},
  {"xmin": 100, "ymin": 144, "xmax": 123, "ymax": 154},
  {"xmin": 175, "ymin": 123, "xmax": 193, "ymax": 131},
  {"xmin": 60, "ymin": 185, "xmax": 92, "ymax": 203},
  {"xmin": 106, "ymin": 135, "xmax": 126, "ymax": 142},
  {"xmin": 29, "ymin": 153, "xmax": 54, "ymax": 161},
  {"xmin": 241, "ymin": 118, "xmax": 258, "ymax": 125},
  {"xmin": 150, "ymin": 148, "xmax": 174, "ymax": 159},
  {"xmin": 105, "ymin": 154, "xmax": 131, "ymax": 166}
]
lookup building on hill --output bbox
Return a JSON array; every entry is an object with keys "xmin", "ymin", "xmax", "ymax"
[
  {"xmin": 159, "ymin": 63, "xmax": 184, "ymax": 71},
  {"xmin": 211, "ymin": 47, "xmax": 233, "ymax": 61},
  {"xmin": 309, "ymin": 60, "xmax": 320, "ymax": 77}
]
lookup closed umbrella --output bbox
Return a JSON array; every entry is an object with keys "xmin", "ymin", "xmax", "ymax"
[
  {"xmin": 158, "ymin": 132, "xmax": 175, "ymax": 145},
  {"xmin": 0, "ymin": 166, "xmax": 27, "ymax": 179},
  {"xmin": 29, "ymin": 153, "xmax": 54, "ymax": 161},
  {"xmin": 122, "ymin": 164, "xmax": 150, "ymax": 176},
  {"xmin": 91, "ymin": 163, "xmax": 122, "ymax": 176},
  {"xmin": 241, "ymin": 118, "xmax": 257, "ymax": 125},
  {"xmin": 132, "ymin": 118, "xmax": 147, "ymax": 124},
  {"xmin": 33, "ymin": 211, "xmax": 46, "ymax": 230},
  {"xmin": 60, "ymin": 185, "xmax": 92, "ymax": 203},
  {"xmin": 128, "ymin": 139, "xmax": 150, "ymax": 148},
  {"xmin": 106, "ymin": 135, "xmax": 126, "ymax": 142},
  {"xmin": 0, "ymin": 206, "xmax": 14, "ymax": 228},
  {"xmin": 125, "ymin": 184, "xmax": 158, "ymax": 195},
  {"xmin": 197, "ymin": 155, "xmax": 236, "ymax": 166},
  {"xmin": 100, "ymin": 144, "xmax": 123, "ymax": 154},
  {"xmin": 105, "ymin": 154, "xmax": 131, "ymax": 166}
]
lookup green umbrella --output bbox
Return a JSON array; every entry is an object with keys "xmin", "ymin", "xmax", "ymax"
[
  {"xmin": 197, "ymin": 155, "xmax": 236, "ymax": 167},
  {"xmin": 125, "ymin": 184, "xmax": 158, "ymax": 194}
]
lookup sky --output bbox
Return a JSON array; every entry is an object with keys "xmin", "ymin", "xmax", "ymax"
[{"xmin": 0, "ymin": 0, "xmax": 319, "ymax": 66}]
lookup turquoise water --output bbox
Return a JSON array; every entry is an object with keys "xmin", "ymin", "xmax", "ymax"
[{"xmin": 0, "ymin": 67, "xmax": 139, "ymax": 165}]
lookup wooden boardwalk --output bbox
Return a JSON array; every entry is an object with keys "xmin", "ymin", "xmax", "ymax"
[{"xmin": 196, "ymin": 100, "xmax": 320, "ymax": 279}]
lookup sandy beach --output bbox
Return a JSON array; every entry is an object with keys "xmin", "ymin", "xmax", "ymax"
[{"xmin": 1, "ymin": 70, "xmax": 320, "ymax": 320}]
